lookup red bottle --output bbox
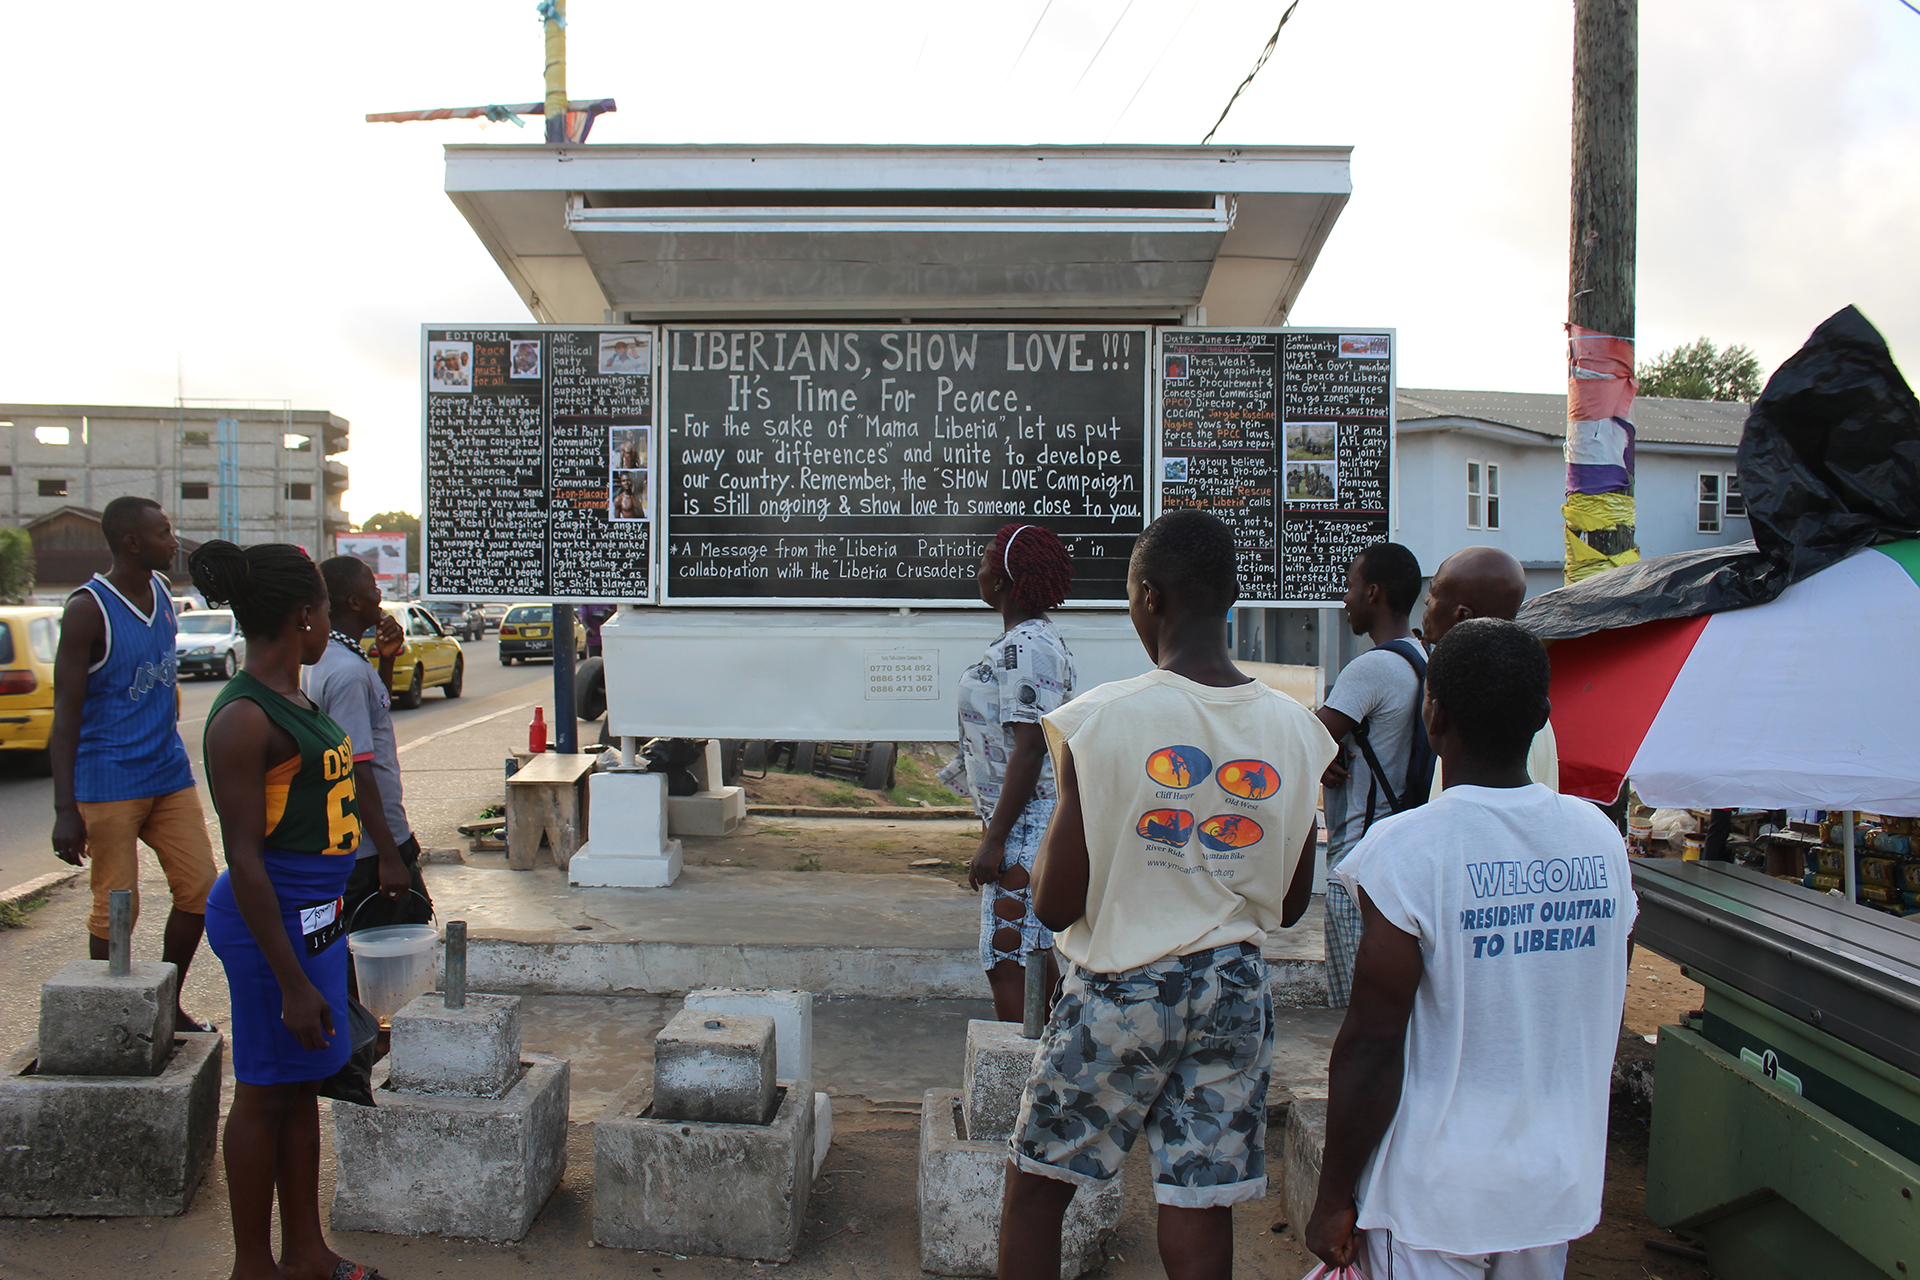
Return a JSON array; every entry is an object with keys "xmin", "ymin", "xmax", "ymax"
[{"xmin": 528, "ymin": 706, "xmax": 548, "ymax": 754}]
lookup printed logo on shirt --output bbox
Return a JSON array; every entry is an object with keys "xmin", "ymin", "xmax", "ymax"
[
  {"xmin": 1216, "ymin": 759, "xmax": 1279, "ymax": 800},
  {"xmin": 1146, "ymin": 745, "xmax": 1213, "ymax": 790},
  {"xmin": 1136, "ymin": 809, "xmax": 1195, "ymax": 847},
  {"xmin": 1196, "ymin": 813, "xmax": 1263, "ymax": 851},
  {"xmin": 1459, "ymin": 857, "xmax": 1622, "ymax": 961},
  {"xmin": 298, "ymin": 896, "xmax": 346, "ymax": 956},
  {"xmin": 127, "ymin": 655, "xmax": 177, "ymax": 702}
]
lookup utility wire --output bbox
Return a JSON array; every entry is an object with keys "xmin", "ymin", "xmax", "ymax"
[
  {"xmin": 1200, "ymin": 0, "xmax": 1301, "ymax": 145},
  {"xmin": 1072, "ymin": 0, "xmax": 1140, "ymax": 95},
  {"xmin": 1005, "ymin": 0, "xmax": 1058, "ymax": 83},
  {"xmin": 1103, "ymin": 0, "xmax": 1204, "ymax": 142}
]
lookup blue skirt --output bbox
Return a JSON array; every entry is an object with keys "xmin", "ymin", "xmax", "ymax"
[{"xmin": 205, "ymin": 849, "xmax": 355, "ymax": 1086}]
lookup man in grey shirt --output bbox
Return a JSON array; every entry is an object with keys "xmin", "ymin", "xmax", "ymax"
[
  {"xmin": 1314, "ymin": 542, "xmax": 1424, "ymax": 1005},
  {"xmin": 307, "ymin": 557, "xmax": 434, "ymax": 931}
]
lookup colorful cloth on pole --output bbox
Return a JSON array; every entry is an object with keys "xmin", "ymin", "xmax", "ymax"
[
  {"xmin": 1545, "ymin": 540, "xmax": 1920, "ymax": 812},
  {"xmin": 1564, "ymin": 325, "xmax": 1636, "ymax": 495}
]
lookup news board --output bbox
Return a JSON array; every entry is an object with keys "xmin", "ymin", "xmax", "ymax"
[
  {"xmin": 421, "ymin": 325, "xmax": 655, "ymax": 603},
  {"xmin": 419, "ymin": 323, "xmax": 1391, "ymax": 609},
  {"xmin": 1156, "ymin": 328, "xmax": 1394, "ymax": 606},
  {"xmin": 658, "ymin": 325, "xmax": 1152, "ymax": 606}
]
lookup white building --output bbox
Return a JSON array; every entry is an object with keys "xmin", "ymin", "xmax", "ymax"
[{"xmin": 1240, "ymin": 387, "xmax": 1752, "ymax": 670}]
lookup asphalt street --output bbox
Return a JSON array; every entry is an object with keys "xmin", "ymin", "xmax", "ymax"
[{"xmin": 0, "ymin": 633, "xmax": 566, "ymax": 899}]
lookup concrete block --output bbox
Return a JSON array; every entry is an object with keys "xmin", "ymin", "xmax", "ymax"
[
  {"xmin": 568, "ymin": 837, "xmax": 682, "ymax": 888},
  {"xmin": 387, "ymin": 992, "xmax": 522, "ymax": 1099},
  {"xmin": 330, "ymin": 1053, "xmax": 569, "ymax": 1243},
  {"xmin": 1278, "ymin": 1096, "xmax": 1326, "ymax": 1243},
  {"xmin": 653, "ymin": 1008, "xmax": 776, "ymax": 1125},
  {"xmin": 962, "ymin": 1018, "xmax": 1039, "ymax": 1142},
  {"xmin": 683, "ymin": 988, "xmax": 813, "ymax": 1084},
  {"xmin": 36, "ymin": 960, "xmax": 177, "ymax": 1077},
  {"xmin": 814, "ymin": 1090, "xmax": 833, "ymax": 1182},
  {"xmin": 593, "ymin": 1076, "xmax": 815, "ymax": 1261},
  {"xmin": 0, "ymin": 1033, "xmax": 221, "ymax": 1217},
  {"xmin": 668, "ymin": 788, "xmax": 745, "ymax": 837},
  {"xmin": 918, "ymin": 1088, "xmax": 1120, "ymax": 1278},
  {"xmin": 688, "ymin": 738, "xmax": 725, "ymax": 793},
  {"xmin": 570, "ymin": 770, "xmax": 682, "ymax": 885}
]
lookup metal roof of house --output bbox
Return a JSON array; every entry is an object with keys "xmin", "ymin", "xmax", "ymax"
[
  {"xmin": 1397, "ymin": 388, "xmax": 1749, "ymax": 448},
  {"xmin": 443, "ymin": 143, "xmax": 1352, "ymax": 325}
]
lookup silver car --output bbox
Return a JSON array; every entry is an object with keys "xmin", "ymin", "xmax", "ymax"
[{"xmin": 175, "ymin": 609, "xmax": 245, "ymax": 680}]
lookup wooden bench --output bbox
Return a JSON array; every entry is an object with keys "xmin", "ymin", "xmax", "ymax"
[{"xmin": 504, "ymin": 752, "xmax": 598, "ymax": 871}]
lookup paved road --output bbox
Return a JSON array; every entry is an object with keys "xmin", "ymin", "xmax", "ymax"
[{"xmin": 0, "ymin": 634, "xmax": 571, "ymax": 898}]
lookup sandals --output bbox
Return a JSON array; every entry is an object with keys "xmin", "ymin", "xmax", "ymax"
[{"xmin": 330, "ymin": 1262, "xmax": 385, "ymax": 1280}]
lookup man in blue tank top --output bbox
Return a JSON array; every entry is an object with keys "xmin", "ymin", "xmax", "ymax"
[{"xmin": 50, "ymin": 496, "xmax": 218, "ymax": 1031}]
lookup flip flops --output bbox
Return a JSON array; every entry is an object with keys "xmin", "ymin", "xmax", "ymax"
[{"xmin": 330, "ymin": 1262, "xmax": 384, "ymax": 1280}]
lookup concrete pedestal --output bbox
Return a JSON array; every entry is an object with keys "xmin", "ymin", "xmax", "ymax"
[
  {"xmin": 36, "ymin": 960, "xmax": 177, "ymax": 1078},
  {"xmin": 961, "ymin": 1019, "xmax": 1039, "ymax": 1144},
  {"xmin": 593, "ymin": 1077, "xmax": 816, "ymax": 1262},
  {"xmin": 683, "ymin": 987, "xmax": 830, "ymax": 1178},
  {"xmin": 654, "ymin": 1008, "xmax": 777, "ymax": 1125},
  {"xmin": 918, "ymin": 1088, "xmax": 1121, "ymax": 1277},
  {"xmin": 668, "ymin": 787, "xmax": 747, "ymax": 837},
  {"xmin": 387, "ymin": 992, "xmax": 521, "ymax": 1099},
  {"xmin": 0, "ymin": 1033, "xmax": 222, "ymax": 1217},
  {"xmin": 570, "ymin": 770, "xmax": 682, "ymax": 887},
  {"xmin": 330, "ymin": 1054, "xmax": 570, "ymax": 1242}
]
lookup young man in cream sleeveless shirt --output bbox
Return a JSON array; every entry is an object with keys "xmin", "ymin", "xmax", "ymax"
[{"xmin": 997, "ymin": 510, "xmax": 1337, "ymax": 1280}]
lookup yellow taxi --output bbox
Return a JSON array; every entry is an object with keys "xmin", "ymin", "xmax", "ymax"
[
  {"xmin": 0, "ymin": 606, "xmax": 60, "ymax": 769},
  {"xmin": 497, "ymin": 603, "xmax": 588, "ymax": 666},
  {"xmin": 362, "ymin": 601, "xmax": 465, "ymax": 709}
]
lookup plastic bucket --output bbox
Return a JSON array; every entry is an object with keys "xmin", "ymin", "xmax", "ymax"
[{"xmin": 348, "ymin": 925, "xmax": 439, "ymax": 1025}]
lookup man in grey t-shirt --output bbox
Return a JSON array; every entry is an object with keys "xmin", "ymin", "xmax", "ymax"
[
  {"xmin": 1314, "ymin": 542, "xmax": 1423, "ymax": 1005},
  {"xmin": 307, "ymin": 557, "xmax": 434, "ymax": 931}
]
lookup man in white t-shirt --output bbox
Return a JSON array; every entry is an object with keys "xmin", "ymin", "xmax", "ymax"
[
  {"xmin": 1307, "ymin": 618, "xmax": 1635, "ymax": 1279},
  {"xmin": 997, "ymin": 509, "xmax": 1336, "ymax": 1280},
  {"xmin": 1420, "ymin": 546, "xmax": 1558, "ymax": 795}
]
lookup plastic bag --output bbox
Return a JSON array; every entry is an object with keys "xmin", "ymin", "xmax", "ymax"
[
  {"xmin": 314, "ymin": 996, "xmax": 381, "ymax": 1106},
  {"xmin": 1520, "ymin": 306, "xmax": 1920, "ymax": 640},
  {"xmin": 1299, "ymin": 1265, "xmax": 1370, "ymax": 1280}
]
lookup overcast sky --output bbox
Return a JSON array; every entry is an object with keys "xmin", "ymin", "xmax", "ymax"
[{"xmin": 3, "ymin": 0, "xmax": 1914, "ymax": 522}]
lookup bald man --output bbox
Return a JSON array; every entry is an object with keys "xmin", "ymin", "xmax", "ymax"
[{"xmin": 1419, "ymin": 547, "xmax": 1559, "ymax": 795}]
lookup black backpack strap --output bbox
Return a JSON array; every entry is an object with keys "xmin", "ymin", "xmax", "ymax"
[{"xmin": 1351, "ymin": 639, "xmax": 1428, "ymax": 825}]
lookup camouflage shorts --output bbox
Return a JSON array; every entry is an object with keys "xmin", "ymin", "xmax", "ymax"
[{"xmin": 1010, "ymin": 943, "xmax": 1274, "ymax": 1208}]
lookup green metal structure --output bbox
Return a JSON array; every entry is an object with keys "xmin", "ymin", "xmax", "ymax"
[{"xmin": 1634, "ymin": 861, "xmax": 1920, "ymax": 1278}]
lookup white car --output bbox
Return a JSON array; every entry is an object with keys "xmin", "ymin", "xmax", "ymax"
[{"xmin": 174, "ymin": 610, "xmax": 245, "ymax": 680}]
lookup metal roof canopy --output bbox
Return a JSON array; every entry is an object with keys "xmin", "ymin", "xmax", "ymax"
[{"xmin": 444, "ymin": 144, "xmax": 1351, "ymax": 324}]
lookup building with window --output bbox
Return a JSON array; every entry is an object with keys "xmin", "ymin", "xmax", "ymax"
[
  {"xmin": 1393, "ymin": 387, "xmax": 1751, "ymax": 601},
  {"xmin": 0, "ymin": 403, "xmax": 349, "ymax": 597}
]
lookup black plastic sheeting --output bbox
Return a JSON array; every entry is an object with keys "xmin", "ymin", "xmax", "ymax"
[{"xmin": 1519, "ymin": 306, "xmax": 1920, "ymax": 641}]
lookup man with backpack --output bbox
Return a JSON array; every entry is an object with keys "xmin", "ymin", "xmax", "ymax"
[{"xmin": 1315, "ymin": 542, "xmax": 1432, "ymax": 1006}]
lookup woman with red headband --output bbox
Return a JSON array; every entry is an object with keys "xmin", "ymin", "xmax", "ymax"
[{"xmin": 955, "ymin": 523, "xmax": 1077, "ymax": 1020}]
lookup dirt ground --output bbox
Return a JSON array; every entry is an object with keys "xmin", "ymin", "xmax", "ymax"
[
  {"xmin": 680, "ymin": 813, "xmax": 983, "ymax": 884},
  {"xmin": 1623, "ymin": 951, "xmax": 1704, "ymax": 1038},
  {"xmin": 0, "ymin": 1097, "xmax": 1711, "ymax": 1280}
]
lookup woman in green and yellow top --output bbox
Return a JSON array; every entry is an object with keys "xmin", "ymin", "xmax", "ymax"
[{"xmin": 192, "ymin": 541, "xmax": 382, "ymax": 1280}]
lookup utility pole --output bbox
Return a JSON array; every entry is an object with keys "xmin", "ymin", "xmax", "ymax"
[
  {"xmin": 542, "ymin": 0, "xmax": 568, "ymax": 143},
  {"xmin": 1563, "ymin": 0, "xmax": 1639, "ymax": 584}
]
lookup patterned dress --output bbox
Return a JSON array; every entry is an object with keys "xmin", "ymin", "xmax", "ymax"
[{"xmin": 956, "ymin": 618, "xmax": 1076, "ymax": 970}]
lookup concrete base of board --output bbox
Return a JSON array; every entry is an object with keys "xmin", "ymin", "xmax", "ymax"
[{"xmin": 427, "ymin": 863, "xmax": 1331, "ymax": 1003}]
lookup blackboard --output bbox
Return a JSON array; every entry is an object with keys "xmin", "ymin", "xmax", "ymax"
[
  {"xmin": 1158, "ymin": 328, "xmax": 1393, "ymax": 606},
  {"xmin": 422, "ymin": 326, "xmax": 655, "ymax": 602},
  {"xmin": 659, "ymin": 326, "xmax": 1151, "ymax": 605}
]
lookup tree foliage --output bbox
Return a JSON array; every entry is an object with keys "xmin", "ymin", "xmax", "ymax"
[
  {"xmin": 0, "ymin": 527, "xmax": 35, "ymax": 604},
  {"xmin": 1638, "ymin": 338, "xmax": 1763, "ymax": 402},
  {"xmin": 359, "ymin": 511, "xmax": 420, "ymax": 579}
]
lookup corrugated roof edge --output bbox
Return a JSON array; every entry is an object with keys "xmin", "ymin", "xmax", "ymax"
[{"xmin": 1397, "ymin": 387, "xmax": 1749, "ymax": 447}]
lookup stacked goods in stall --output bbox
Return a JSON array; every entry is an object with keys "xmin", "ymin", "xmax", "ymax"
[{"xmin": 1803, "ymin": 814, "xmax": 1920, "ymax": 917}]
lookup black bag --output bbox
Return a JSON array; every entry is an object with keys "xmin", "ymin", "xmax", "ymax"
[
  {"xmin": 314, "ymin": 996, "xmax": 381, "ymax": 1106},
  {"xmin": 640, "ymin": 737, "xmax": 704, "ymax": 796},
  {"xmin": 1351, "ymin": 638, "xmax": 1436, "ymax": 830}
]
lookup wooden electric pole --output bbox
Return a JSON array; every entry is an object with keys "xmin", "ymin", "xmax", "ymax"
[{"xmin": 1563, "ymin": 0, "xmax": 1640, "ymax": 584}]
